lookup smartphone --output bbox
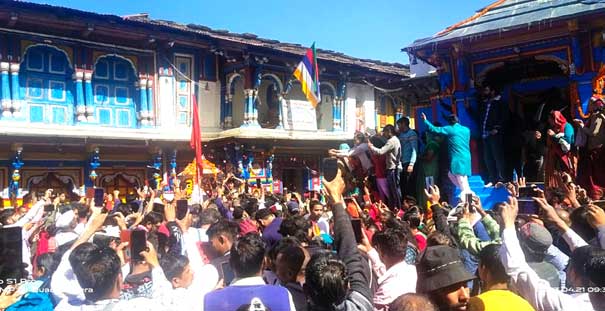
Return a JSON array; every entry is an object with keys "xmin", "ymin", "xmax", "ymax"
[
  {"xmin": 176, "ymin": 199, "xmax": 188, "ymax": 220},
  {"xmin": 120, "ymin": 230, "xmax": 131, "ymax": 244},
  {"xmin": 130, "ymin": 230, "xmax": 147, "ymax": 262},
  {"xmin": 322, "ymin": 158, "xmax": 339, "ymax": 182},
  {"xmin": 518, "ymin": 186, "xmax": 538, "ymax": 198},
  {"xmin": 518, "ymin": 199, "xmax": 539, "ymax": 215},
  {"xmin": 94, "ymin": 188, "xmax": 105, "ymax": 208},
  {"xmin": 0, "ymin": 227, "xmax": 24, "ymax": 289},
  {"xmin": 425, "ymin": 176, "xmax": 435, "ymax": 190},
  {"xmin": 44, "ymin": 204, "xmax": 55, "ymax": 212},
  {"xmin": 221, "ymin": 261, "xmax": 235, "ymax": 285},
  {"xmin": 152, "ymin": 203, "xmax": 165, "ymax": 214},
  {"xmin": 466, "ymin": 193, "xmax": 475, "ymax": 213},
  {"xmin": 86, "ymin": 188, "xmax": 95, "ymax": 200},
  {"xmin": 350, "ymin": 218, "xmax": 363, "ymax": 244}
]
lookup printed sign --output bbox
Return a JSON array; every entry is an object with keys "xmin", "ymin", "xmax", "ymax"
[{"xmin": 283, "ymin": 100, "xmax": 317, "ymax": 131}]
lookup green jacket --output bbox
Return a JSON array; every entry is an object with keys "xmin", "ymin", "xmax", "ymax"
[{"xmin": 456, "ymin": 214, "xmax": 501, "ymax": 257}]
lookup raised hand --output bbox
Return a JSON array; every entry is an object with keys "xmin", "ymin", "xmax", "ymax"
[{"xmin": 424, "ymin": 185, "xmax": 441, "ymax": 205}]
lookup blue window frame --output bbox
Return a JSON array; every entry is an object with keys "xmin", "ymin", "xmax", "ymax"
[
  {"xmin": 92, "ymin": 56, "xmax": 138, "ymax": 128},
  {"xmin": 20, "ymin": 45, "xmax": 74, "ymax": 125}
]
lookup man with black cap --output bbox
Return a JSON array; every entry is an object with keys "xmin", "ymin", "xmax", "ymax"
[
  {"xmin": 416, "ymin": 245, "xmax": 475, "ymax": 311},
  {"xmin": 421, "ymin": 113, "xmax": 473, "ymax": 203}
]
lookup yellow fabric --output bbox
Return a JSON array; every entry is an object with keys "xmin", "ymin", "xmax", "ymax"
[{"xmin": 468, "ymin": 290, "xmax": 535, "ymax": 311}]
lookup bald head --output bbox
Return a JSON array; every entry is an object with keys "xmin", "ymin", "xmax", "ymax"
[{"xmin": 389, "ymin": 293, "xmax": 437, "ymax": 311}]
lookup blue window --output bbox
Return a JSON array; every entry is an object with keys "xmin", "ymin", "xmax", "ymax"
[
  {"xmin": 92, "ymin": 55, "xmax": 138, "ymax": 128},
  {"xmin": 20, "ymin": 45, "xmax": 74, "ymax": 125}
]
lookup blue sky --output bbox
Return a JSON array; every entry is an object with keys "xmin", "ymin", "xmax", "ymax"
[{"xmin": 31, "ymin": 0, "xmax": 490, "ymax": 64}]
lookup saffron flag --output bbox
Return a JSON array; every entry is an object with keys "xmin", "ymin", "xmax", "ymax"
[
  {"xmin": 293, "ymin": 43, "xmax": 321, "ymax": 108},
  {"xmin": 189, "ymin": 95, "xmax": 203, "ymax": 183}
]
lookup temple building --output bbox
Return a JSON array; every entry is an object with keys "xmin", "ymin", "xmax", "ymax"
[
  {"xmin": 405, "ymin": 0, "xmax": 605, "ymax": 190},
  {"xmin": 0, "ymin": 1, "xmax": 414, "ymax": 203}
]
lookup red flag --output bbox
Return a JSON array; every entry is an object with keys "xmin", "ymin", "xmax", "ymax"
[{"xmin": 190, "ymin": 95, "xmax": 203, "ymax": 183}]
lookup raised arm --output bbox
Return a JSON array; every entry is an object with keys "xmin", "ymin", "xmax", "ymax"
[{"xmin": 323, "ymin": 164, "xmax": 372, "ymax": 303}]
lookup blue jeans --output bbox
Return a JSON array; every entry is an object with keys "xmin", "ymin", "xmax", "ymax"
[
  {"xmin": 386, "ymin": 169, "xmax": 402, "ymax": 210},
  {"xmin": 483, "ymin": 135, "xmax": 506, "ymax": 183}
]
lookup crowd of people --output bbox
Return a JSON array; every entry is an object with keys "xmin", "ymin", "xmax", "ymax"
[{"xmin": 0, "ymin": 90, "xmax": 605, "ymax": 311}]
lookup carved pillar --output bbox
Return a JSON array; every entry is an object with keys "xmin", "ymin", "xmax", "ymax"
[
  {"xmin": 251, "ymin": 89, "xmax": 259, "ymax": 127},
  {"xmin": 242, "ymin": 89, "xmax": 251, "ymax": 125},
  {"xmin": 1, "ymin": 62, "xmax": 11, "ymax": 117},
  {"xmin": 146, "ymin": 79, "xmax": 154, "ymax": 124},
  {"xmin": 84, "ymin": 71, "xmax": 94, "ymax": 121},
  {"xmin": 74, "ymin": 70, "xmax": 86, "ymax": 122},
  {"xmin": 138, "ymin": 77, "xmax": 149, "ymax": 126},
  {"xmin": 9, "ymin": 63, "xmax": 21, "ymax": 118},
  {"xmin": 9, "ymin": 147, "xmax": 24, "ymax": 199},
  {"xmin": 225, "ymin": 93, "xmax": 233, "ymax": 128},
  {"xmin": 276, "ymin": 93, "xmax": 284, "ymax": 130},
  {"xmin": 88, "ymin": 147, "xmax": 100, "ymax": 187}
]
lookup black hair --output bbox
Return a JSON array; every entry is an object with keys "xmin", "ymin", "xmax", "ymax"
[
  {"xmin": 0, "ymin": 209, "xmax": 15, "ymax": 225},
  {"xmin": 396, "ymin": 117, "xmax": 410, "ymax": 127},
  {"xmin": 389, "ymin": 293, "xmax": 437, "ymax": 311},
  {"xmin": 73, "ymin": 202, "xmax": 90, "ymax": 219},
  {"xmin": 232, "ymin": 207, "xmax": 245, "ymax": 220},
  {"xmin": 382, "ymin": 124, "xmax": 396, "ymax": 135},
  {"xmin": 279, "ymin": 215, "xmax": 311, "ymax": 243},
  {"xmin": 586, "ymin": 247, "xmax": 605, "ymax": 286},
  {"xmin": 36, "ymin": 253, "xmax": 58, "ymax": 279},
  {"xmin": 72, "ymin": 246, "xmax": 121, "ymax": 302},
  {"xmin": 276, "ymin": 245, "xmax": 305, "ymax": 281},
  {"xmin": 242, "ymin": 197, "xmax": 260, "ymax": 219},
  {"xmin": 69, "ymin": 243, "xmax": 97, "ymax": 273},
  {"xmin": 160, "ymin": 253, "xmax": 190, "ymax": 282},
  {"xmin": 569, "ymin": 245, "xmax": 605, "ymax": 286},
  {"xmin": 478, "ymin": 244, "xmax": 508, "ymax": 283},
  {"xmin": 305, "ymin": 251, "xmax": 348, "ymax": 307},
  {"xmin": 426, "ymin": 231, "xmax": 452, "ymax": 247},
  {"xmin": 384, "ymin": 217, "xmax": 418, "ymax": 248},
  {"xmin": 92, "ymin": 234, "xmax": 119, "ymax": 249},
  {"xmin": 403, "ymin": 206, "xmax": 422, "ymax": 229},
  {"xmin": 269, "ymin": 236, "xmax": 302, "ymax": 263},
  {"xmin": 370, "ymin": 135, "xmax": 387, "ymax": 148},
  {"xmin": 199, "ymin": 207, "xmax": 221, "ymax": 226},
  {"xmin": 230, "ymin": 233, "xmax": 266, "ymax": 278},
  {"xmin": 309, "ymin": 200, "xmax": 323, "ymax": 209},
  {"xmin": 206, "ymin": 220, "xmax": 239, "ymax": 242},
  {"xmin": 372, "ymin": 228, "xmax": 408, "ymax": 262},
  {"xmin": 255, "ymin": 208, "xmax": 273, "ymax": 221},
  {"xmin": 58, "ymin": 203, "xmax": 73, "ymax": 215},
  {"xmin": 142, "ymin": 212, "xmax": 164, "ymax": 226},
  {"xmin": 570, "ymin": 206, "xmax": 596, "ymax": 242},
  {"xmin": 354, "ymin": 132, "xmax": 367, "ymax": 143}
]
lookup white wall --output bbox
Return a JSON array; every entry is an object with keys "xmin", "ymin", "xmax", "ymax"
[
  {"xmin": 198, "ymin": 80, "xmax": 220, "ymax": 129},
  {"xmin": 408, "ymin": 53, "xmax": 435, "ymax": 78},
  {"xmin": 345, "ymin": 82, "xmax": 375, "ymax": 133},
  {"xmin": 158, "ymin": 75, "xmax": 175, "ymax": 128}
]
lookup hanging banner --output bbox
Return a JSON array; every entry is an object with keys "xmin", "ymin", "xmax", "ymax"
[{"xmin": 283, "ymin": 100, "xmax": 318, "ymax": 131}]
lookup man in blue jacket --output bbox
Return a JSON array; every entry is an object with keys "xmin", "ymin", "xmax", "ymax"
[{"xmin": 421, "ymin": 113, "xmax": 472, "ymax": 202}]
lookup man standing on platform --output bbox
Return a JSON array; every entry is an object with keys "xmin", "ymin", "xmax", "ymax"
[
  {"xmin": 368, "ymin": 125, "xmax": 402, "ymax": 210},
  {"xmin": 420, "ymin": 113, "xmax": 472, "ymax": 201},
  {"xmin": 478, "ymin": 86, "xmax": 507, "ymax": 186},
  {"xmin": 397, "ymin": 117, "xmax": 418, "ymax": 201}
]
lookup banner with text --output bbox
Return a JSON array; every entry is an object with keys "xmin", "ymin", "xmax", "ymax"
[{"xmin": 283, "ymin": 99, "xmax": 318, "ymax": 131}]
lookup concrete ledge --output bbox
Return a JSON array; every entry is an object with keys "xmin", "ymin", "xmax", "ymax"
[{"xmin": 0, "ymin": 122, "xmax": 353, "ymax": 142}]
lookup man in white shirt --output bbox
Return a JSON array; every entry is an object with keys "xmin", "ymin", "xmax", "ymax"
[
  {"xmin": 499, "ymin": 197, "xmax": 599, "ymax": 311},
  {"xmin": 359, "ymin": 228, "xmax": 417, "ymax": 311},
  {"xmin": 204, "ymin": 234, "xmax": 296, "ymax": 311}
]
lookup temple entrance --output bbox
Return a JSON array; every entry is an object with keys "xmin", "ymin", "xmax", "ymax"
[{"xmin": 480, "ymin": 57, "xmax": 571, "ymax": 133}]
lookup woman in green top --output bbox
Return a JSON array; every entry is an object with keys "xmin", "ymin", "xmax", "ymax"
[{"xmin": 416, "ymin": 132, "xmax": 442, "ymax": 204}]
